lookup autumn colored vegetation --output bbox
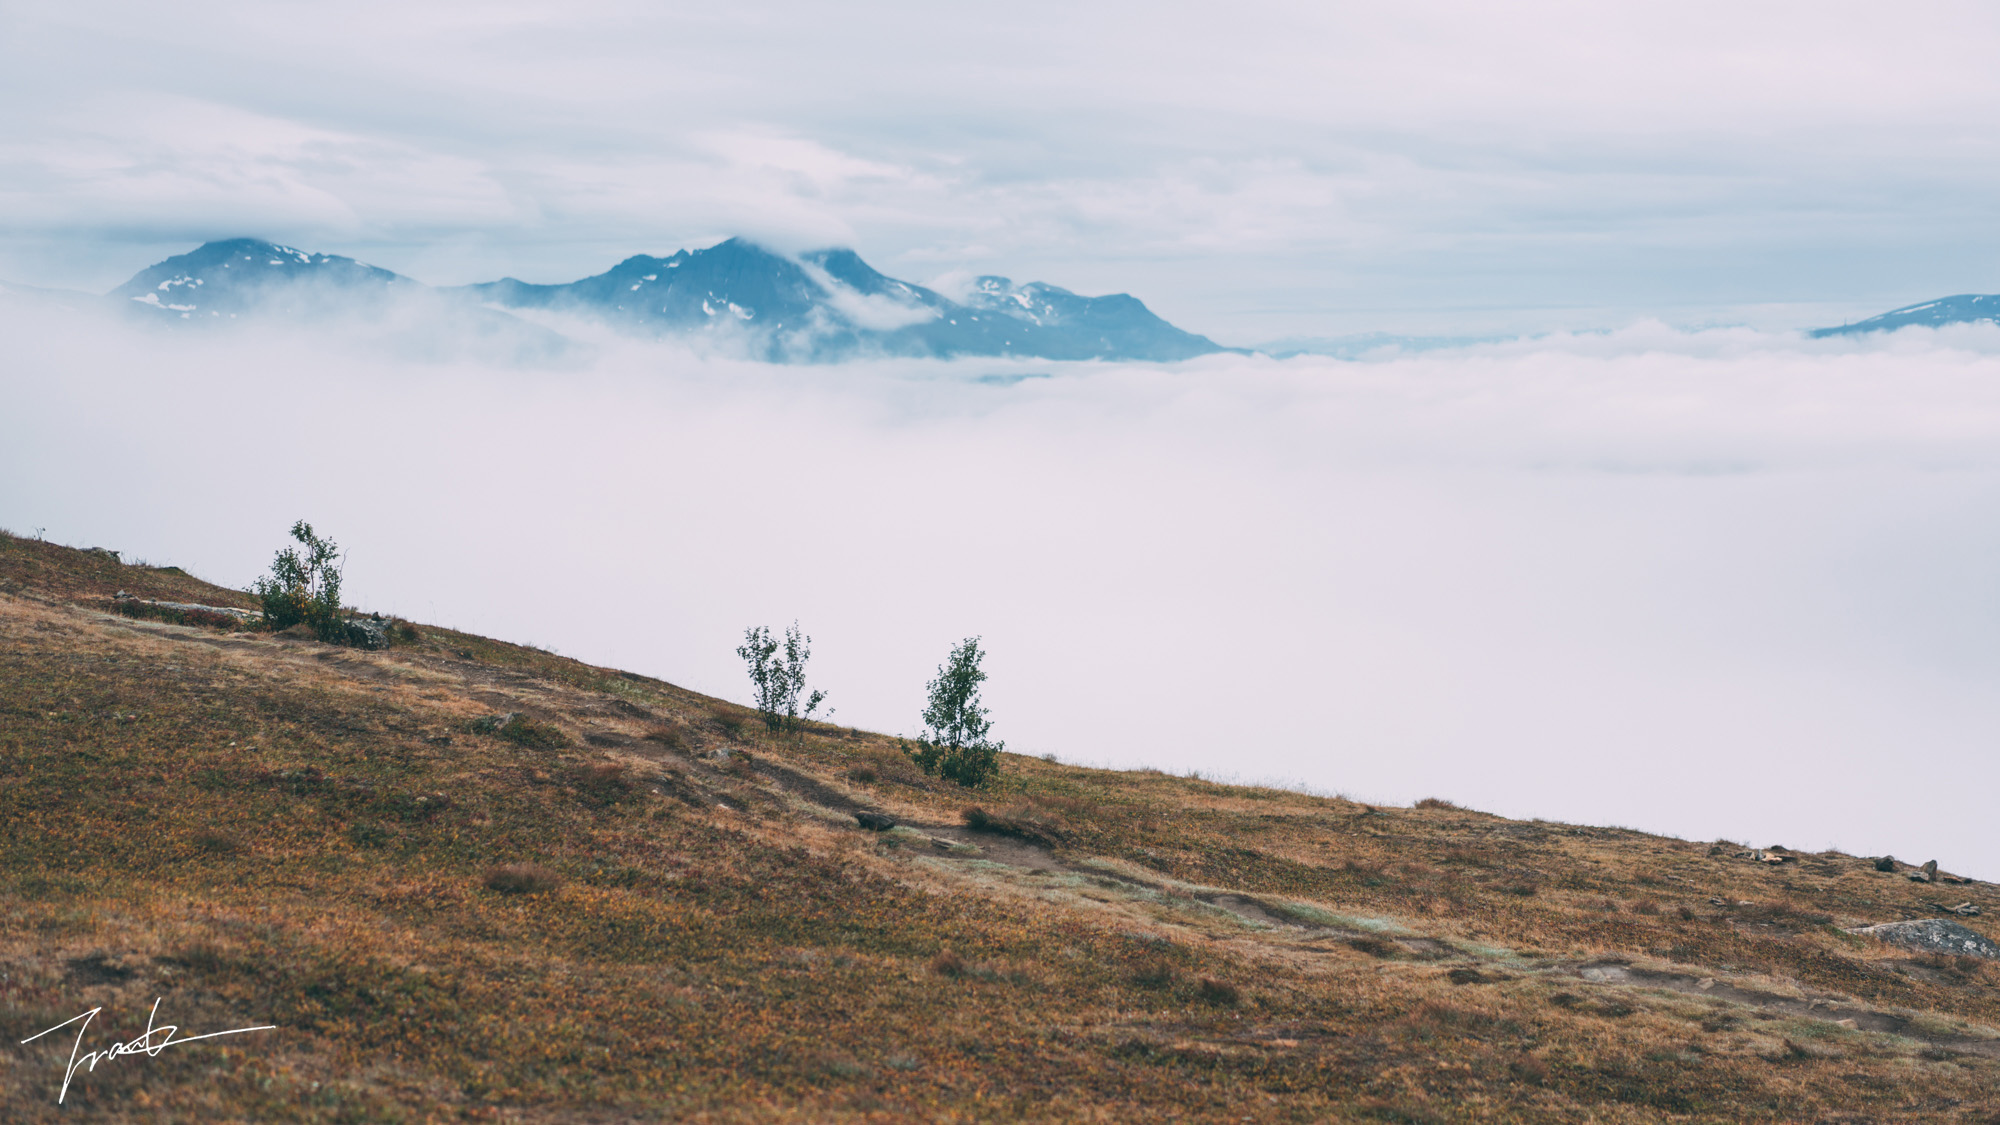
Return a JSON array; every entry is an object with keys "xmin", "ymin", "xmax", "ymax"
[{"xmin": 3, "ymin": 528, "xmax": 1999, "ymax": 1123}]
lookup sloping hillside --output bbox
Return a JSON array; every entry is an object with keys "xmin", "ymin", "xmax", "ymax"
[{"xmin": 2, "ymin": 531, "xmax": 1997, "ymax": 1123}]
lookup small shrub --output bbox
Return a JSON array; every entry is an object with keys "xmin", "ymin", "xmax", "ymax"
[
  {"xmin": 112, "ymin": 599, "xmax": 239, "ymax": 632},
  {"xmin": 190, "ymin": 831, "xmax": 241, "ymax": 856},
  {"xmin": 905, "ymin": 637, "xmax": 1003, "ymax": 787},
  {"xmin": 737, "ymin": 622, "xmax": 827, "ymax": 734},
  {"xmin": 643, "ymin": 722, "xmax": 691, "ymax": 752},
  {"xmin": 710, "ymin": 706, "xmax": 749, "ymax": 738},
  {"xmin": 1343, "ymin": 860, "xmax": 1393, "ymax": 887},
  {"xmin": 572, "ymin": 762, "xmax": 636, "ymax": 807},
  {"xmin": 845, "ymin": 765, "xmax": 878, "ymax": 784},
  {"xmin": 1347, "ymin": 936, "xmax": 1397, "ymax": 958},
  {"xmin": 487, "ymin": 714, "xmax": 568, "ymax": 749},
  {"xmin": 485, "ymin": 864, "xmax": 561, "ymax": 895},
  {"xmin": 906, "ymin": 738, "xmax": 1000, "ymax": 788},
  {"xmin": 961, "ymin": 805, "xmax": 1065, "ymax": 847},
  {"xmin": 393, "ymin": 620, "xmax": 421, "ymax": 645},
  {"xmin": 1727, "ymin": 900, "xmax": 1834, "ymax": 932},
  {"xmin": 1509, "ymin": 1055, "xmax": 1550, "ymax": 1085},
  {"xmin": 929, "ymin": 950, "xmax": 965, "ymax": 977},
  {"xmin": 252, "ymin": 520, "xmax": 347, "ymax": 643},
  {"xmin": 1414, "ymin": 797, "xmax": 1460, "ymax": 810},
  {"xmin": 1196, "ymin": 977, "xmax": 1241, "ymax": 1006}
]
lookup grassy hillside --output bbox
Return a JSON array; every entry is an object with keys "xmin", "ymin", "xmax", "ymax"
[{"xmin": 3, "ymin": 530, "xmax": 1997, "ymax": 1123}]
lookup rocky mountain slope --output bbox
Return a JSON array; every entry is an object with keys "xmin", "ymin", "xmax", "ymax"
[
  {"xmin": 3, "ymin": 530, "xmax": 1998, "ymax": 1122},
  {"xmin": 1811, "ymin": 294, "xmax": 2000, "ymax": 337},
  {"xmin": 91, "ymin": 237, "xmax": 1231, "ymax": 362},
  {"xmin": 108, "ymin": 238, "xmax": 413, "ymax": 320},
  {"xmin": 452, "ymin": 238, "xmax": 1230, "ymax": 361}
]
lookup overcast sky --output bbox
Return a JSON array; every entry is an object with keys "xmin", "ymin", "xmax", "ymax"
[{"xmin": 5, "ymin": 1, "xmax": 2000, "ymax": 341}]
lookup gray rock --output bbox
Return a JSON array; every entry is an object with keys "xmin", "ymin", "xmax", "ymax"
[
  {"xmin": 83, "ymin": 547, "xmax": 121, "ymax": 563},
  {"xmin": 343, "ymin": 615, "xmax": 390, "ymax": 650},
  {"xmin": 472, "ymin": 712, "xmax": 521, "ymax": 733},
  {"xmin": 1909, "ymin": 859, "xmax": 1939, "ymax": 883},
  {"xmin": 1873, "ymin": 855, "xmax": 1896, "ymax": 872},
  {"xmin": 1850, "ymin": 919, "xmax": 2000, "ymax": 959},
  {"xmin": 855, "ymin": 811, "xmax": 897, "ymax": 832}
]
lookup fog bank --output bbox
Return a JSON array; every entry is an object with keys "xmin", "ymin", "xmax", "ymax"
[{"xmin": 8, "ymin": 310, "xmax": 2000, "ymax": 875}]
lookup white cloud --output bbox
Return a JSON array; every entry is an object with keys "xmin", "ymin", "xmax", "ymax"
[
  {"xmin": 6, "ymin": 306, "xmax": 2000, "ymax": 875},
  {"xmin": 793, "ymin": 257, "xmax": 938, "ymax": 331},
  {"xmin": 0, "ymin": 96, "xmax": 518, "ymax": 238}
]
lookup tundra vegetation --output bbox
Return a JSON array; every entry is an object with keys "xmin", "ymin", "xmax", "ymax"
[{"xmin": 3, "ymin": 528, "xmax": 2000, "ymax": 1123}]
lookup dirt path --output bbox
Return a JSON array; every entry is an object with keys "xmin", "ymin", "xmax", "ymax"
[{"xmin": 898, "ymin": 814, "xmax": 2000, "ymax": 1060}]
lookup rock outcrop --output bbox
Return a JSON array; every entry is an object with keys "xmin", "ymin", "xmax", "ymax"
[{"xmin": 1849, "ymin": 919, "xmax": 2000, "ymax": 959}]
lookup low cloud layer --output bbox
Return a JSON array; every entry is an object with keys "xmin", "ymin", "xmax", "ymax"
[{"xmin": 8, "ymin": 308, "xmax": 2000, "ymax": 875}]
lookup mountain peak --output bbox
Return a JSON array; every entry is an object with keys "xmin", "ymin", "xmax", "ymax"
[
  {"xmin": 451, "ymin": 238, "xmax": 1230, "ymax": 361},
  {"xmin": 110, "ymin": 238, "xmax": 408, "ymax": 320},
  {"xmin": 1811, "ymin": 293, "xmax": 2000, "ymax": 337}
]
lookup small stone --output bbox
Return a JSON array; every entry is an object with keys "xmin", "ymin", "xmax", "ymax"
[
  {"xmin": 1873, "ymin": 856, "xmax": 1896, "ymax": 872},
  {"xmin": 1953, "ymin": 903, "xmax": 1981, "ymax": 917},
  {"xmin": 1696, "ymin": 978, "xmax": 1716, "ymax": 991},
  {"xmin": 855, "ymin": 811, "xmax": 897, "ymax": 832},
  {"xmin": 1835, "ymin": 1019, "xmax": 1857, "ymax": 1029},
  {"xmin": 1923, "ymin": 859, "xmax": 1939, "ymax": 880}
]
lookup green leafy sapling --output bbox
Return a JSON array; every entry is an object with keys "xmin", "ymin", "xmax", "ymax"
[
  {"xmin": 905, "ymin": 636, "xmax": 1003, "ymax": 787},
  {"xmin": 737, "ymin": 621, "xmax": 828, "ymax": 734},
  {"xmin": 253, "ymin": 520, "xmax": 346, "ymax": 642}
]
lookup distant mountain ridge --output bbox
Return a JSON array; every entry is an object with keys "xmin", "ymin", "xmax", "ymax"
[
  {"xmin": 1811, "ymin": 294, "xmax": 2000, "ymax": 337},
  {"xmin": 109, "ymin": 238, "xmax": 412, "ymax": 319},
  {"xmin": 450, "ymin": 237, "xmax": 1231, "ymax": 361},
  {"xmin": 92, "ymin": 236, "xmax": 1232, "ymax": 362}
]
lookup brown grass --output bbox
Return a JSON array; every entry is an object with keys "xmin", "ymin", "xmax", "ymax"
[
  {"xmin": 3, "ymin": 530, "xmax": 2000, "ymax": 1122},
  {"xmin": 483, "ymin": 863, "xmax": 562, "ymax": 894}
]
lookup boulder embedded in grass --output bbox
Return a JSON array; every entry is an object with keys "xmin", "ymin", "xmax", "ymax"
[
  {"xmin": 344, "ymin": 616, "xmax": 390, "ymax": 650},
  {"xmin": 855, "ymin": 811, "xmax": 897, "ymax": 831},
  {"xmin": 1849, "ymin": 919, "xmax": 2000, "ymax": 959}
]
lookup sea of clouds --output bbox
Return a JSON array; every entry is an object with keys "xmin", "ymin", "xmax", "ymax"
[{"xmin": 8, "ymin": 303, "xmax": 2000, "ymax": 876}]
